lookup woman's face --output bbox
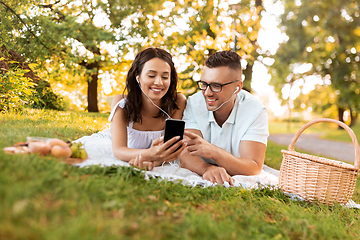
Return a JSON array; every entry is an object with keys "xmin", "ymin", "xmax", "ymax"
[{"xmin": 137, "ymin": 57, "xmax": 171, "ymax": 101}]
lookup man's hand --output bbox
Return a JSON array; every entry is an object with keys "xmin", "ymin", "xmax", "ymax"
[
  {"xmin": 184, "ymin": 130, "xmax": 215, "ymax": 159},
  {"xmin": 203, "ymin": 165, "xmax": 235, "ymax": 186}
]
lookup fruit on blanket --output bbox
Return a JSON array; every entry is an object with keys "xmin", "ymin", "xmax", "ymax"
[
  {"xmin": 70, "ymin": 142, "xmax": 88, "ymax": 159},
  {"xmin": 28, "ymin": 141, "xmax": 51, "ymax": 156},
  {"xmin": 80, "ymin": 148, "xmax": 88, "ymax": 160},
  {"xmin": 48, "ymin": 138, "xmax": 69, "ymax": 148},
  {"xmin": 51, "ymin": 145, "xmax": 72, "ymax": 158}
]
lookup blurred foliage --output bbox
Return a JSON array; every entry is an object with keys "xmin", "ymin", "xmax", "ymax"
[
  {"xmin": 0, "ymin": 0, "xmax": 265, "ymax": 111},
  {"xmin": 0, "ymin": 58, "xmax": 37, "ymax": 112},
  {"xmin": 269, "ymin": 0, "xmax": 360, "ymax": 124},
  {"xmin": 0, "ymin": 43, "xmax": 64, "ymax": 112}
]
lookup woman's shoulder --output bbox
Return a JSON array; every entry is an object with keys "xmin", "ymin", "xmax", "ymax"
[
  {"xmin": 176, "ymin": 92, "xmax": 187, "ymax": 109},
  {"xmin": 111, "ymin": 94, "xmax": 127, "ymax": 109},
  {"xmin": 171, "ymin": 92, "xmax": 187, "ymax": 119}
]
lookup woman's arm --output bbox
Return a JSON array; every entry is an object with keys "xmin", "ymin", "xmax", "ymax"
[
  {"xmin": 110, "ymin": 94, "xmax": 148, "ymax": 161},
  {"xmin": 110, "ymin": 94, "xmax": 185, "ymax": 164}
]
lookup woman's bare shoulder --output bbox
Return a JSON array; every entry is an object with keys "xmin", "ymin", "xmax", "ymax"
[
  {"xmin": 176, "ymin": 92, "xmax": 187, "ymax": 109},
  {"xmin": 111, "ymin": 94, "xmax": 127, "ymax": 109}
]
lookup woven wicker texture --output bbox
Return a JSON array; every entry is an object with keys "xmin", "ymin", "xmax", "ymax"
[{"xmin": 279, "ymin": 118, "xmax": 360, "ymax": 206}]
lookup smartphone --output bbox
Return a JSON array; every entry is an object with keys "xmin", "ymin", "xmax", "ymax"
[{"xmin": 164, "ymin": 119, "xmax": 185, "ymax": 151}]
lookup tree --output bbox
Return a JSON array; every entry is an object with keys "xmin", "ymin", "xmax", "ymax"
[
  {"xmin": 231, "ymin": 0, "xmax": 264, "ymax": 92},
  {"xmin": 0, "ymin": 0, "xmax": 166, "ymax": 112},
  {"xmin": 148, "ymin": 0, "xmax": 266, "ymax": 96},
  {"xmin": 269, "ymin": 0, "xmax": 360, "ymax": 126},
  {"xmin": 1, "ymin": 0, "xmax": 268, "ymax": 111}
]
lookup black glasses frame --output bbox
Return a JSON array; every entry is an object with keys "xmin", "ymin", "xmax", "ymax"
[{"xmin": 197, "ymin": 80, "xmax": 239, "ymax": 92}]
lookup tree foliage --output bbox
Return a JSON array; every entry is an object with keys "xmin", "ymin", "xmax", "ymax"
[
  {"xmin": 269, "ymin": 0, "xmax": 360, "ymax": 125},
  {"xmin": 1, "ymin": 0, "xmax": 266, "ymax": 112}
]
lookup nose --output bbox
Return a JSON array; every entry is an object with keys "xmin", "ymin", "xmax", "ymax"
[
  {"xmin": 154, "ymin": 76, "xmax": 163, "ymax": 85},
  {"xmin": 204, "ymin": 85, "xmax": 213, "ymax": 96}
]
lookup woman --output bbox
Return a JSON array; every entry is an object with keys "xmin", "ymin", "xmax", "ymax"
[{"xmin": 108, "ymin": 47, "xmax": 186, "ymax": 170}]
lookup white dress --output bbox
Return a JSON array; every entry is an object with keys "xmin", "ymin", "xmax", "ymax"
[{"xmin": 108, "ymin": 98, "xmax": 164, "ymax": 149}]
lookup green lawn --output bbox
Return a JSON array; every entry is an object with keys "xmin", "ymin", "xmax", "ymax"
[
  {"xmin": 1, "ymin": 109, "xmax": 360, "ymax": 239},
  {"xmin": 269, "ymin": 119, "xmax": 360, "ymax": 143}
]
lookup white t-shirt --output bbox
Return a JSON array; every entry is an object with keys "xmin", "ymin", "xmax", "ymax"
[{"xmin": 182, "ymin": 90, "xmax": 269, "ymax": 164}]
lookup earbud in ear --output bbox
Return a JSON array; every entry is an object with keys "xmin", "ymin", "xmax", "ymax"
[
  {"xmin": 234, "ymin": 86, "xmax": 239, "ymax": 94},
  {"xmin": 136, "ymin": 76, "xmax": 139, "ymax": 83}
]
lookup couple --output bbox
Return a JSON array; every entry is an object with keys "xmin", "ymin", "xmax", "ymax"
[{"xmin": 108, "ymin": 47, "xmax": 269, "ymax": 186}]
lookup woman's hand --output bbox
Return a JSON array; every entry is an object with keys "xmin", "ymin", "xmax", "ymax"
[
  {"xmin": 128, "ymin": 136, "xmax": 185, "ymax": 170},
  {"xmin": 129, "ymin": 154, "xmax": 156, "ymax": 171}
]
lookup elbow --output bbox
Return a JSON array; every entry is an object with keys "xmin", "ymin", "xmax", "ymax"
[
  {"xmin": 252, "ymin": 167, "xmax": 262, "ymax": 175},
  {"xmin": 112, "ymin": 150, "xmax": 122, "ymax": 161},
  {"xmin": 179, "ymin": 151, "xmax": 189, "ymax": 168},
  {"xmin": 231, "ymin": 161, "xmax": 263, "ymax": 176},
  {"xmin": 251, "ymin": 161, "xmax": 263, "ymax": 175}
]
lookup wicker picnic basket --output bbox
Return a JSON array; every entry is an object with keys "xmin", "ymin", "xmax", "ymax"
[{"xmin": 279, "ymin": 118, "xmax": 360, "ymax": 206}]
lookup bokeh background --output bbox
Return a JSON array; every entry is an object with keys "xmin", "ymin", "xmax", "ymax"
[{"xmin": 1, "ymin": 0, "xmax": 359, "ymax": 126}]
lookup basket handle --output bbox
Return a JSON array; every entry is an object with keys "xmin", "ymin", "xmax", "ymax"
[{"xmin": 288, "ymin": 118, "xmax": 360, "ymax": 169}]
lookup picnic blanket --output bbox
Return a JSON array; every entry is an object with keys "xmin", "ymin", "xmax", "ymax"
[
  {"xmin": 73, "ymin": 128, "xmax": 279, "ymax": 189},
  {"xmin": 73, "ymin": 129, "xmax": 360, "ymax": 208}
]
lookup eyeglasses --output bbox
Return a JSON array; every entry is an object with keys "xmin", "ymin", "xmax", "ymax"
[{"xmin": 197, "ymin": 80, "xmax": 239, "ymax": 93}]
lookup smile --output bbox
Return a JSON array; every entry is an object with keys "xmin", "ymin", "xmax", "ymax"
[
  {"xmin": 150, "ymin": 88, "xmax": 164, "ymax": 93},
  {"xmin": 206, "ymin": 98, "xmax": 217, "ymax": 104}
]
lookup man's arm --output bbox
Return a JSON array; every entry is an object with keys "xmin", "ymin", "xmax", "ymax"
[
  {"xmin": 180, "ymin": 129, "xmax": 235, "ymax": 185},
  {"xmin": 212, "ymin": 140, "xmax": 266, "ymax": 175},
  {"xmin": 184, "ymin": 130, "xmax": 266, "ymax": 176}
]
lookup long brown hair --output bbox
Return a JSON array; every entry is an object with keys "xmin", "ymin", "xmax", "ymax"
[{"xmin": 123, "ymin": 47, "xmax": 179, "ymax": 123}]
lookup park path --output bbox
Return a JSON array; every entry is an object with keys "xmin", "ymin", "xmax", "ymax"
[{"xmin": 268, "ymin": 133, "xmax": 359, "ymax": 164}]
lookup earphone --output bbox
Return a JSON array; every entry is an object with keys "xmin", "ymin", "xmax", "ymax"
[
  {"xmin": 210, "ymin": 89, "xmax": 238, "ymax": 112},
  {"xmin": 234, "ymin": 86, "xmax": 239, "ymax": 93},
  {"xmin": 135, "ymin": 75, "xmax": 172, "ymax": 119}
]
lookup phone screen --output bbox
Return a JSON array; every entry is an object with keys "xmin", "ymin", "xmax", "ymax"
[{"xmin": 164, "ymin": 119, "xmax": 185, "ymax": 149}]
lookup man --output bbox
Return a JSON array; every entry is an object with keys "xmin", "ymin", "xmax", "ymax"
[{"xmin": 181, "ymin": 50, "xmax": 269, "ymax": 185}]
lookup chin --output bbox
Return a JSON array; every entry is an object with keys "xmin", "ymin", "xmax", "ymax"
[{"xmin": 206, "ymin": 105, "xmax": 218, "ymax": 112}]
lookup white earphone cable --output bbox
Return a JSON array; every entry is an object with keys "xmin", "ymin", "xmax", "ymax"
[
  {"xmin": 195, "ymin": 88, "xmax": 238, "ymax": 119},
  {"xmin": 137, "ymin": 79, "xmax": 172, "ymax": 119}
]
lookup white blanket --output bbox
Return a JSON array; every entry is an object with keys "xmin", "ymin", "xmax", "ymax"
[
  {"xmin": 73, "ymin": 129, "xmax": 279, "ymax": 189},
  {"xmin": 73, "ymin": 129, "xmax": 360, "ymax": 208}
]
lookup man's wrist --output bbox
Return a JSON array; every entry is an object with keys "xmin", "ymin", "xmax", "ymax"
[
  {"xmin": 206, "ymin": 144, "xmax": 224, "ymax": 164},
  {"xmin": 202, "ymin": 164, "xmax": 217, "ymax": 176}
]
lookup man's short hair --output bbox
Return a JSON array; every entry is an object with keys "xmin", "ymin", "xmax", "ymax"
[{"xmin": 204, "ymin": 50, "xmax": 242, "ymax": 73}]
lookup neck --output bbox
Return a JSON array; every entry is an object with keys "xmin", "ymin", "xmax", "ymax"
[
  {"xmin": 141, "ymin": 95, "xmax": 163, "ymax": 115},
  {"xmin": 213, "ymin": 97, "xmax": 236, "ymax": 127}
]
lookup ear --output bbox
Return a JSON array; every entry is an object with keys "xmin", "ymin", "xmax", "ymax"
[{"xmin": 234, "ymin": 81, "xmax": 243, "ymax": 94}]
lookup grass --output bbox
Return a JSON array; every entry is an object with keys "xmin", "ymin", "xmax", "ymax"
[
  {"xmin": 269, "ymin": 119, "xmax": 360, "ymax": 144},
  {"xmin": 1, "ymin": 109, "xmax": 360, "ymax": 239}
]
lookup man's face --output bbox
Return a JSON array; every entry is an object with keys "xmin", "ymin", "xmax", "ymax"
[{"xmin": 200, "ymin": 66, "xmax": 242, "ymax": 112}]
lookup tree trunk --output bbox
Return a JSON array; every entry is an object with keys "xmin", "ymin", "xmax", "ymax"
[
  {"xmin": 80, "ymin": 60, "xmax": 99, "ymax": 112},
  {"xmin": 338, "ymin": 107, "xmax": 345, "ymax": 129},
  {"xmin": 87, "ymin": 67, "xmax": 99, "ymax": 112},
  {"xmin": 242, "ymin": 63, "xmax": 253, "ymax": 93},
  {"xmin": 349, "ymin": 108, "xmax": 357, "ymax": 127}
]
